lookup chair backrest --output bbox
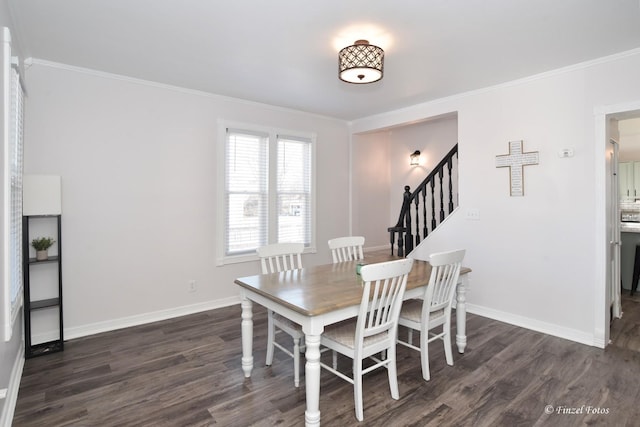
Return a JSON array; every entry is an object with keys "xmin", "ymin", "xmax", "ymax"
[
  {"xmin": 356, "ymin": 258, "xmax": 414, "ymax": 347},
  {"xmin": 423, "ymin": 249, "xmax": 466, "ymax": 315},
  {"xmin": 328, "ymin": 236, "xmax": 365, "ymax": 263},
  {"xmin": 256, "ymin": 242, "xmax": 304, "ymax": 274}
]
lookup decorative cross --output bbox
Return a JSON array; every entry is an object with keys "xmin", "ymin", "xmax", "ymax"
[{"xmin": 495, "ymin": 140, "xmax": 539, "ymax": 197}]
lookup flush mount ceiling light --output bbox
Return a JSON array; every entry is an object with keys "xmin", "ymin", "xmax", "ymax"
[{"xmin": 338, "ymin": 39, "xmax": 384, "ymax": 84}]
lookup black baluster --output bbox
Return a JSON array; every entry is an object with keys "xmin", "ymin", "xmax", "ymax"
[
  {"xmin": 448, "ymin": 157, "xmax": 454, "ymax": 214},
  {"xmin": 389, "ymin": 230, "xmax": 396, "ymax": 256},
  {"xmin": 405, "ymin": 203, "xmax": 413, "ymax": 255},
  {"xmin": 422, "ymin": 190, "xmax": 428, "ymax": 238},
  {"xmin": 414, "ymin": 195, "xmax": 420, "ymax": 246},
  {"xmin": 430, "ymin": 179, "xmax": 436, "ymax": 232},
  {"xmin": 439, "ymin": 168, "xmax": 445, "ymax": 222}
]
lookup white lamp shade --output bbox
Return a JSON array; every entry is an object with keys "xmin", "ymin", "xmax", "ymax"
[{"xmin": 339, "ymin": 68, "xmax": 383, "ymax": 84}]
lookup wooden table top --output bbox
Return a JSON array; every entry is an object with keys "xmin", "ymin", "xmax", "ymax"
[{"xmin": 235, "ymin": 251, "xmax": 471, "ymax": 317}]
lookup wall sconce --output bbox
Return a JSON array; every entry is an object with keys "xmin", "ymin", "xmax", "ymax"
[{"xmin": 410, "ymin": 150, "xmax": 421, "ymax": 166}]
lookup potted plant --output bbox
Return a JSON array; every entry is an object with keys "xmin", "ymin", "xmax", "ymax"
[{"xmin": 32, "ymin": 237, "xmax": 55, "ymax": 261}]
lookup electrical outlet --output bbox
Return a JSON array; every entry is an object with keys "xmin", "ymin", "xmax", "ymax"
[
  {"xmin": 188, "ymin": 280, "xmax": 197, "ymax": 293},
  {"xmin": 466, "ymin": 208, "xmax": 480, "ymax": 221}
]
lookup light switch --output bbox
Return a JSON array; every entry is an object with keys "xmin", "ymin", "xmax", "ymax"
[
  {"xmin": 558, "ymin": 148, "xmax": 574, "ymax": 158},
  {"xmin": 466, "ymin": 208, "xmax": 480, "ymax": 220}
]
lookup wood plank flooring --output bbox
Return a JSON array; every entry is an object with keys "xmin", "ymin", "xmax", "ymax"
[{"xmin": 12, "ymin": 294, "xmax": 640, "ymax": 426}]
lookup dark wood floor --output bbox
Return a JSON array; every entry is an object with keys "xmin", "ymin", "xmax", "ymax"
[{"xmin": 12, "ymin": 294, "xmax": 640, "ymax": 426}]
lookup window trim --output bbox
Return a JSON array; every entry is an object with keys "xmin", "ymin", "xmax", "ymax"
[{"xmin": 216, "ymin": 120, "xmax": 316, "ymax": 266}]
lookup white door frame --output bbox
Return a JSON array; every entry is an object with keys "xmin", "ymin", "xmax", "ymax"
[
  {"xmin": 610, "ymin": 138, "xmax": 622, "ymax": 319},
  {"xmin": 595, "ymin": 101, "xmax": 640, "ymax": 347}
]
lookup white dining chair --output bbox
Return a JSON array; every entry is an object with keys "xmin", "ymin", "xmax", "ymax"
[
  {"xmin": 397, "ymin": 249, "xmax": 465, "ymax": 381},
  {"xmin": 319, "ymin": 257, "xmax": 414, "ymax": 422},
  {"xmin": 257, "ymin": 242, "xmax": 305, "ymax": 387},
  {"xmin": 328, "ymin": 236, "xmax": 365, "ymax": 263},
  {"xmin": 326, "ymin": 235, "xmax": 366, "ymax": 368}
]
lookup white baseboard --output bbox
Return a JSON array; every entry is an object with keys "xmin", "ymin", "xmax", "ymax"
[
  {"xmin": 32, "ymin": 296, "xmax": 241, "ymax": 343},
  {"xmin": 466, "ymin": 303, "xmax": 598, "ymax": 348},
  {"xmin": 0, "ymin": 344, "xmax": 24, "ymax": 427}
]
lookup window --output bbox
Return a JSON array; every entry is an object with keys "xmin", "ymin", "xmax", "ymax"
[
  {"xmin": 277, "ymin": 136, "xmax": 311, "ymax": 244},
  {"xmin": 218, "ymin": 122, "xmax": 315, "ymax": 264},
  {"xmin": 3, "ymin": 35, "xmax": 24, "ymax": 341},
  {"xmin": 225, "ymin": 130, "xmax": 268, "ymax": 255}
]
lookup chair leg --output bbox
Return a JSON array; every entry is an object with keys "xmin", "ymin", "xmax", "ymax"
[
  {"xmin": 443, "ymin": 321, "xmax": 454, "ymax": 366},
  {"xmin": 353, "ymin": 359, "xmax": 364, "ymax": 422},
  {"xmin": 387, "ymin": 345, "xmax": 399, "ymax": 400},
  {"xmin": 293, "ymin": 336, "xmax": 300, "ymax": 387},
  {"xmin": 408, "ymin": 328, "xmax": 413, "ymax": 344},
  {"xmin": 266, "ymin": 310, "xmax": 275, "ymax": 366},
  {"xmin": 332, "ymin": 350, "xmax": 338, "ymax": 369},
  {"xmin": 420, "ymin": 331, "xmax": 431, "ymax": 381}
]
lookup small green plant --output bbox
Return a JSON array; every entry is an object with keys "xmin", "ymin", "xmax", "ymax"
[{"xmin": 31, "ymin": 237, "xmax": 55, "ymax": 251}]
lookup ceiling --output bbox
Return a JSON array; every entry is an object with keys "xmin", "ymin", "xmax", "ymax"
[{"xmin": 7, "ymin": 0, "xmax": 640, "ymax": 121}]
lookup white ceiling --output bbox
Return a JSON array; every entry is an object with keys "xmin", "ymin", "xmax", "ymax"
[{"xmin": 7, "ymin": 0, "xmax": 640, "ymax": 121}]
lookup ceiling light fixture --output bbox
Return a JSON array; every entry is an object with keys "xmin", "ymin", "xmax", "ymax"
[{"xmin": 338, "ymin": 39, "xmax": 384, "ymax": 84}]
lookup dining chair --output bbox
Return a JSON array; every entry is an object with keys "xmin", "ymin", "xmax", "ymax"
[
  {"xmin": 257, "ymin": 242, "xmax": 305, "ymax": 387},
  {"xmin": 397, "ymin": 249, "xmax": 465, "ymax": 381},
  {"xmin": 326, "ymin": 235, "xmax": 365, "ymax": 368},
  {"xmin": 319, "ymin": 257, "xmax": 414, "ymax": 422},
  {"xmin": 328, "ymin": 236, "xmax": 365, "ymax": 263}
]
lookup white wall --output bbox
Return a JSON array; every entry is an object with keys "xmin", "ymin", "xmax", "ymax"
[
  {"xmin": 23, "ymin": 62, "xmax": 350, "ymax": 337},
  {"xmin": 351, "ymin": 131, "xmax": 390, "ymax": 247},
  {"xmin": 352, "ymin": 49, "xmax": 640, "ymax": 346}
]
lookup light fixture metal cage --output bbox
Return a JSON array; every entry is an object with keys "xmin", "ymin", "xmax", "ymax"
[{"xmin": 338, "ymin": 39, "xmax": 384, "ymax": 84}]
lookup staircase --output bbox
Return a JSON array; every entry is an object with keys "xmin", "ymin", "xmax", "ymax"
[{"xmin": 388, "ymin": 144, "xmax": 458, "ymax": 256}]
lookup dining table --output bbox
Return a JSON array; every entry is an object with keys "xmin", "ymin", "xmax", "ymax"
[{"xmin": 234, "ymin": 250, "xmax": 471, "ymax": 427}]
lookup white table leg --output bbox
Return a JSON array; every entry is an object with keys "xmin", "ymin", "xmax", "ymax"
[
  {"xmin": 240, "ymin": 295, "xmax": 254, "ymax": 377},
  {"xmin": 304, "ymin": 333, "xmax": 321, "ymax": 427},
  {"xmin": 455, "ymin": 275, "xmax": 468, "ymax": 353}
]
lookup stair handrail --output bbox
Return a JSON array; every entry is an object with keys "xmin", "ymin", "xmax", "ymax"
[{"xmin": 388, "ymin": 144, "xmax": 458, "ymax": 256}]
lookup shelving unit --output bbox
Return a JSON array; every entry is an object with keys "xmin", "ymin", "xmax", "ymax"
[{"xmin": 23, "ymin": 214, "xmax": 63, "ymax": 358}]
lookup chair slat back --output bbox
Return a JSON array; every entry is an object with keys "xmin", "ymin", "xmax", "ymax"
[
  {"xmin": 423, "ymin": 249, "xmax": 465, "ymax": 314},
  {"xmin": 328, "ymin": 236, "xmax": 365, "ymax": 263},
  {"xmin": 357, "ymin": 258, "xmax": 414, "ymax": 342},
  {"xmin": 257, "ymin": 242, "xmax": 304, "ymax": 274}
]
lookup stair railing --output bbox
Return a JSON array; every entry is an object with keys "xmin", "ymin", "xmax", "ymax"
[{"xmin": 388, "ymin": 144, "xmax": 458, "ymax": 256}]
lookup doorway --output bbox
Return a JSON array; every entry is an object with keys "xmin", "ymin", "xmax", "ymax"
[{"xmin": 597, "ymin": 102, "xmax": 640, "ymax": 347}]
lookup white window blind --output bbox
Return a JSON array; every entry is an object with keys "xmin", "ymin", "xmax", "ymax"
[
  {"xmin": 225, "ymin": 129, "xmax": 268, "ymax": 255},
  {"xmin": 221, "ymin": 124, "xmax": 315, "ymax": 263},
  {"xmin": 277, "ymin": 135, "xmax": 311, "ymax": 244},
  {"xmin": 3, "ymin": 29, "xmax": 24, "ymax": 342},
  {"xmin": 9, "ymin": 64, "xmax": 24, "ymax": 314}
]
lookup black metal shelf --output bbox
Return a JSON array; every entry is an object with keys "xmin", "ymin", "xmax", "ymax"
[
  {"xmin": 23, "ymin": 214, "xmax": 63, "ymax": 358},
  {"xmin": 30, "ymin": 298, "xmax": 60, "ymax": 310},
  {"xmin": 28, "ymin": 340, "xmax": 63, "ymax": 357},
  {"xmin": 27, "ymin": 255, "xmax": 60, "ymax": 265}
]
